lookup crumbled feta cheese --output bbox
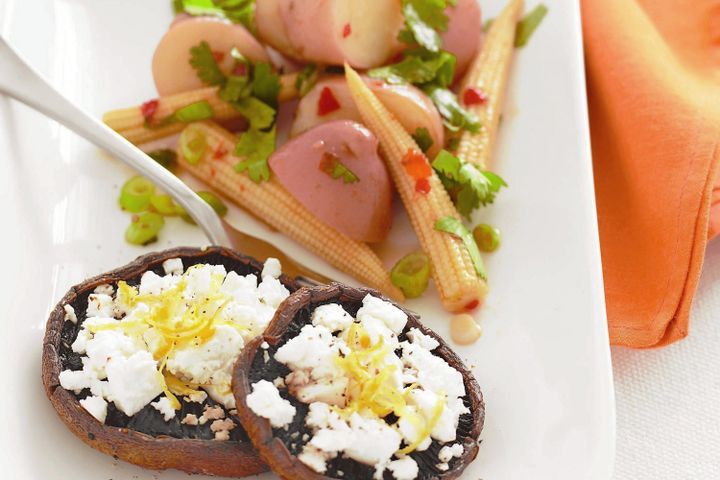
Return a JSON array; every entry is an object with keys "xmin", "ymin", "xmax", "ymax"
[
  {"xmin": 356, "ymin": 294, "xmax": 407, "ymax": 333},
  {"xmin": 343, "ymin": 413, "xmax": 402, "ymax": 467},
  {"xmin": 166, "ymin": 325, "xmax": 244, "ymax": 385},
  {"xmin": 298, "ymin": 445, "xmax": 331, "ymax": 473},
  {"xmin": 387, "ymin": 457, "xmax": 418, "ymax": 480},
  {"xmin": 360, "ymin": 315, "xmax": 399, "ymax": 348},
  {"xmin": 257, "ymin": 276, "xmax": 290, "ymax": 308},
  {"xmin": 262, "ymin": 257, "xmax": 282, "ymax": 279},
  {"xmin": 79, "ymin": 395, "xmax": 107, "ymax": 423},
  {"xmin": 162, "ymin": 258, "xmax": 184, "ymax": 276},
  {"xmin": 138, "ymin": 270, "xmax": 179, "ymax": 296},
  {"xmin": 401, "ymin": 342, "xmax": 466, "ymax": 399},
  {"xmin": 273, "ymin": 376, "xmax": 286, "ymax": 389},
  {"xmin": 83, "ymin": 329, "xmax": 139, "ymax": 379},
  {"xmin": 94, "ymin": 284, "xmax": 115, "ymax": 296},
  {"xmin": 275, "ymin": 325, "xmax": 338, "ymax": 371},
  {"xmin": 221, "ymin": 271, "xmax": 258, "ymax": 304},
  {"xmin": 436, "ymin": 462, "xmax": 449, "ymax": 471},
  {"xmin": 59, "ymin": 369, "xmax": 96, "ymax": 395},
  {"xmin": 86, "ymin": 293, "xmax": 114, "ymax": 318},
  {"xmin": 406, "ymin": 327, "xmax": 439, "ymax": 351},
  {"xmin": 407, "ymin": 389, "xmax": 464, "ymax": 443},
  {"xmin": 105, "ymin": 351, "xmax": 163, "ymax": 416},
  {"xmin": 151, "ymin": 397, "xmax": 177, "ymax": 421},
  {"xmin": 438, "ymin": 443, "xmax": 464, "ymax": 463},
  {"xmin": 184, "ymin": 390, "xmax": 208, "ymax": 404},
  {"xmin": 181, "ymin": 414, "xmax": 199, "ymax": 426},
  {"xmin": 261, "ymin": 341, "xmax": 270, "ymax": 349},
  {"xmin": 246, "ymin": 380, "xmax": 296, "ymax": 428},
  {"xmin": 204, "ymin": 383, "xmax": 236, "ymax": 409},
  {"xmin": 63, "ymin": 304, "xmax": 77, "ymax": 324},
  {"xmin": 311, "ymin": 303, "xmax": 354, "ymax": 332}
]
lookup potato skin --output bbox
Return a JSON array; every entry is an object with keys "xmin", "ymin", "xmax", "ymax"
[{"xmin": 42, "ymin": 246, "xmax": 298, "ymax": 477}]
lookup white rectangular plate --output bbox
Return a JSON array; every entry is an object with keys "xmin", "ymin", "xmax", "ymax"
[{"xmin": 0, "ymin": 0, "xmax": 614, "ymax": 478}]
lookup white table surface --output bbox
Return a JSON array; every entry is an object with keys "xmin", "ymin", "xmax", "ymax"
[{"xmin": 611, "ymin": 237, "xmax": 720, "ymax": 478}]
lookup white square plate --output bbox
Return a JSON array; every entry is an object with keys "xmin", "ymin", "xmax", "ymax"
[{"xmin": 0, "ymin": 1, "xmax": 614, "ymax": 478}]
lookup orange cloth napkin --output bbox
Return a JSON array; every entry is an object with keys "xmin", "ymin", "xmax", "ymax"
[{"xmin": 582, "ymin": 0, "xmax": 720, "ymax": 347}]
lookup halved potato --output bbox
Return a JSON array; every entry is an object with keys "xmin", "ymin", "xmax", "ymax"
[
  {"xmin": 442, "ymin": 0, "xmax": 483, "ymax": 79},
  {"xmin": 291, "ymin": 76, "xmax": 445, "ymax": 158},
  {"xmin": 152, "ymin": 17, "xmax": 270, "ymax": 96}
]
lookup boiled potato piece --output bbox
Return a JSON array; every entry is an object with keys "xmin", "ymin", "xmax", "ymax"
[
  {"xmin": 152, "ymin": 17, "xmax": 270, "ymax": 96},
  {"xmin": 442, "ymin": 0, "xmax": 483, "ymax": 79}
]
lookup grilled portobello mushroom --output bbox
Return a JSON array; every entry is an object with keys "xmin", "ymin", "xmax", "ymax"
[
  {"xmin": 232, "ymin": 284, "xmax": 485, "ymax": 480},
  {"xmin": 42, "ymin": 246, "xmax": 298, "ymax": 477}
]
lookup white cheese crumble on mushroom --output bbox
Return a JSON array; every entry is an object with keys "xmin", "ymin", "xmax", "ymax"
[
  {"xmin": 59, "ymin": 258, "xmax": 289, "ymax": 424},
  {"xmin": 438, "ymin": 443, "xmax": 463, "ymax": 463},
  {"xmin": 246, "ymin": 380, "xmax": 297, "ymax": 428},
  {"xmin": 248, "ymin": 294, "xmax": 469, "ymax": 479}
]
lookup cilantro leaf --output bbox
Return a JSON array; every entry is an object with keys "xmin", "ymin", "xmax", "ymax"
[
  {"xmin": 402, "ymin": 1, "xmax": 443, "ymax": 52},
  {"xmin": 189, "ymin": 41, "xmax": 226, "ymax": 86},
  {"xmin": 234, "ymin": 126, "xmax": 276, "ymax": 182},
  {"xmin": 412, "ymin": 127, "xmax": 434, "ymax": 153},
  {"xmin": 434, "ymin": 216, "xmax": 486, "ymax": 279},
  {"xmin": 252, "ymin": 63, "xmax": 281, "ymax": 108},
  {"xmin": 425, "ymin": 86, "xmax": 480, "ymax": 133},
  {"xmin": 369, "ymin": 52, "xmax": 455, "ymax": 87},
  {"xmin": 233, "ymin": 96, "xmax": 276, "ymax": 129},
  {"xmin": 219, "ymin": 74, "xmax": 251, "ymax": 103},
  {"xmin": 176, "ymin": 0, "xmax": 255, "ymax": 32},
  {"xmin": 432, "ymin": 150, "xmax": 507, "ymax": 216},
  {"xmin": 295, "ymin": 64, "xmax": 319, "ymax": 96},
  {"xmin": 515, "ymin": 4, "xmax": 548, "ymax": 47}
]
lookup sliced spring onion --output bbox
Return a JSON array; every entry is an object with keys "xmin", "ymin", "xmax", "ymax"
[
  {"xmin": 390, "ymin": 252, "xmax": 431, "ymax": 299},
  {"xmin": 178, "ymin": 191, "xmax": 228, "ymax": 224},
  {"xmin": 435, "ymin": 216, "xmax": 486, "ymax": 280},
  {"xmin": 125, "ymin": 212, "xmax": 164, "ymax": 245},
  {"xmin": 473, "ymin": 224, "xmax": 501, "ymax": 252},
  {"xmin": 515, "ymin": 4, "xmax": 548, "ymax": 48},
  {"xmin": 174, "ymin": 100, "xmax": 214, "ymax": 123},
  {"xmin": 149, "ymin": 194, "xmax": 177, "ymax": 216},
  {"xmin": 119, "ymin": 176, "xmax": 155, "ymax": 213},
  {"xmin": 180, "ymin": 125, "xmax": 208, "ymax": 165},
  {"xmin": 147, "ymin": 149, "xmax": 177, "ymax": 170}
]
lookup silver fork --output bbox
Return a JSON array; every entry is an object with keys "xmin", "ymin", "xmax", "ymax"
[{"xmin": 0, "ymin": 36, "xmax": 331, "ymax": 287}]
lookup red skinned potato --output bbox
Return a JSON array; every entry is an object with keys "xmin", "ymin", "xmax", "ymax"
[
  {"xmin": 442, "ymin": 0, "xmax": 483, "ymax": 79},
  {"xmin": 291, "ymin": 76, "xmax": 445, "ymax": 158},
  {"xmin": 268, "ymin": 120, "xmax": 393, "ymax": 243},
  {"xmin": 257, "ymin": 0, "xmax": 405, "ymax": 68},
  {"xmin": 153, "ymin": 17, "xmax": 270, "ymax": 96}
]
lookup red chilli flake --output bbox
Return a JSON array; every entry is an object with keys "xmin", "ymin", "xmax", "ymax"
[
  {"xmin": 212, "ymin": 145, "xmax": 228, "ymax": 160},
  {"xmin": 233, "ymin": 63, "xmax": 247, "ymax": 76},
  {"xmin": 401, "ymin": 149, "xmax": 432, "ymax": 180},
  {"xmin": 464, "ymin": 299, "xmax": 480, "ymax": 311},
  {"xmin": 140, "ymin": 99, "xmax": 159, "ymax": 122},
  {"xmin": 212, "ymin": 51, "xmax": 225, "ymax": 63},
  {"xmin": 342, "ymin": 23, "xmax": 352, "ymax": 38},
  {"xmin": 317, "ymin": 87, "xmax": 341, "ymax": 116},
  {"xmin": 415, "ymin": 178, "xmax": 431, "ymax": 194},
  {"xmin": 318, "ymin": 152, "xmax": 339, "ymax": 175},
  {"xmin": 462, "ymin": 87, "xmax": 488, "ymax": 106}
]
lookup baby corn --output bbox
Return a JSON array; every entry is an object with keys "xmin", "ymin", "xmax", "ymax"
[
  {"xmin": 345, "ymin": 66, "xmax": 487, "ymax": 312},
  {"xmin": 103, "ymin": 73, "xmax": 300, "ymax": 144},
  {"xmin": 455, "ymin": 0, "xmax": 523, "ymax": 169},
  {"xmin": 176, "ymin": 121, "xmax": 404, "ymax": 301}
]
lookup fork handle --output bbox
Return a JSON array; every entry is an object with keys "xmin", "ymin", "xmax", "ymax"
[{"xmin": 0, "ymin": 36, "xmax": 232, "ymax": 247}]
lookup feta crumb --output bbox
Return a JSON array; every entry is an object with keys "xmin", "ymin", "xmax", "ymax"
[
  {"xmin": 436, "ymin": 462, "xmax": 449, "ymax": 471},
  {"xmin": 181, "ymin": 414, "xmax": 199, "ymax": 426},
  {"xmin": 166, "ymin": 325, "xmax": 244, "ymax": 385},
  {"xmin": 438, "ymin": 443, "xmax": 464, "ymax": 463},
  {"xmin": 261, "ymin": 341, "xmax": 270, "ymax": 349},
  {"xmin": 246, "ymin": 380, "xmax": 296, "ymax": 428},
  {"xmin": 229, "ymin": 409, "xmax": 238, "ymax": 415},
  {"xmin": 105, "ymin": 351, "xmax": 163, "ymax": 416},
  {"xmin": 86, "ymin": 293, "xmax": 114, "ymax": 318},
  {"xmin": 162, "ymin": 258, "xmax": 184, "ymax": 276},
  {"xmin": 257, "ymin": 276, "xmax": 290, "ymax": 308},
  {"xmin": 263, "ymin": 351, "xmax": 270, "ymax": 363},
  {"xmin": 311, "ymin": 303, "xmax": 354, "ymax": 332},
  {"xmin": 150, "ymin": 397, "xmax": 177, "ymax": 421},
  {"xmin": 262, "ymin": 257, "xmax": 282, "ymax": 279},
  {"xmin": 184, "ymin": 390, "xmax": 208, "ymax": 403},
  {"xmin": 93, "ymin": 284, "xmax": 115, "ymax": 296},
  {"xmin": 63, "ymin": 304, "xmax": 77, "ymax": 324},
  {"xmin": 344, "ymin": 413, "xmax": 402, "ymax": 467},
  {"xmin": 79, "ymin": 395, "xmax": 107, "ymax": 423},
  {"xmin": 273, "ymin": 376, "xmax": 286, "ymax": 389},
  {"xmin": 387, "ymin": 457, "xmax": 418, "ymax": 480},
  {"xmin": 356, "ymin": 294, "xmax": 408, "ymax": 333},
  {"xmin": 298, "ymin": 445, "xmax": 331, "ymax": 473},
  {"xmin": 406, "ymin": 327, "xmax": 439, "ymax": 351}
]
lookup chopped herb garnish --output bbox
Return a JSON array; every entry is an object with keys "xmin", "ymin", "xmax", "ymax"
[
  {"xmin": 435, "ymin": 216, "xmax": 486, "ymax": 279},
  {"xmin": 425, "ymin": 87, "xmax": 480, "ymax": 133},
  {"xmin": 147, "ymin": 149, "xmax": 177, "ymax": 170},
  {"xmin": 234, "ymin": 96, "xmax": 276, "ymax": 129},
  {"xmin": 174, "ymin": 0, "xmax": 255, "ymax": 32},
  {"xmin": 515, "ymin": 4, "xmax": 548, "ymax": 47},
  {"xmin": 318, "ymin": 153, "xmax": 360, "ymax": 184},
  {"xmin": 369, "ymin": 50, "xmax": 455, "ymax": 87},
  {"xmin": 432, "ymin": 150, "xmax": 506, "ymax": 216},
  {"xmin": 411, "ymin": 127, "xmax": 434, "ymax": 153},
  {"xmin": 295, "ymin": 64, "xmax": 319, "ymax": 96},
  {"xmin": 189, "ymin": 41, "xmax": 226, "ymax": 86},
  {"xmin": 234, "ymin": 126, "xmax": 276, "ymax": 182},
  {"xmin": 251, "ymin": 62, "xmax": 281, "ymax": 108}
]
